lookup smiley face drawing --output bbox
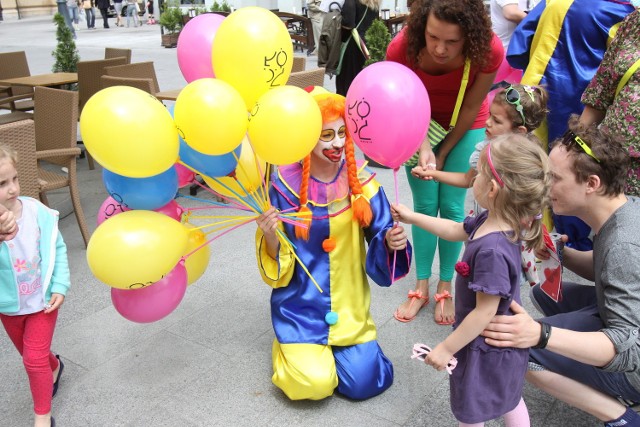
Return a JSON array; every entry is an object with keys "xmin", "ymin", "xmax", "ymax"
[
  {"xmin": 264, "ymin": 49, "xmax": 289, "ymax": 88},
  {"xmin": 347, "ymin": 98, "xmax": 372, "ymax": 143}
]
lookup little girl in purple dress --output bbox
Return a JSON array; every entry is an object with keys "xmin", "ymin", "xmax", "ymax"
[{"xmin": 392, "ymin": 134, "xmax": 551, "ymax": 426}]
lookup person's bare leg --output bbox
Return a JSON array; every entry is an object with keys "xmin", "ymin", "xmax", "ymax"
[
  {"xmin": 526, "ymin": 370, "xmax": 626, "ymax": 421},
  {"xmin": 434, "ymin": 280, "xmax": 455, "ymax": 324},
  {"xmin": 394, "ymin": 278, "xmax": 429, "ymax": 321},
  {"xmin": 34, "ymin": 412, "xmax": 52, "ymax": 427}
]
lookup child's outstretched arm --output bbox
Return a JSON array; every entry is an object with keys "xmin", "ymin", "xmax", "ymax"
[
  {"xmin": 411, "ymin": 167, "xmax": 476, "ymax": 189},
  {"xmin": 425, "ymin": 292, "xmax": 501, "ymax": 371},
  {"xmin": 391, "ymin": 204, "xmax": 467, "ymax": 242}
]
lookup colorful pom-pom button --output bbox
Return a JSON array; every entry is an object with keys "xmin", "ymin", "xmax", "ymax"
[
  {"xmin": 325, "ymin": 311, "xmax": 338, "ymax": 325},
  {"xmin": 322, "ymin": 237, "xmax": 336, "ymax": 252}
]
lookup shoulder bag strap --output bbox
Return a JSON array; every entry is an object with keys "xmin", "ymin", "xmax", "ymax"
[
  {"xmin": 615, "ymin": 58, "xmax": 640, "ymax": 98},
  {"xmin": 350, "ymin": 7, "xmax": 369, "ymax": 57},
  {"xmin": 449, "ymin": 57, "xmax": 471, "ymax": 130}
]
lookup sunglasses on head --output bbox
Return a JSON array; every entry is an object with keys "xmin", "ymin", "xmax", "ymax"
[
  {"xmin": 504, "ymin": 85, "xmax": 536, "ymax": 126},
  {"xmin": 319, "ymin": 126, "xmax": 346, "ymax": 142},
  {"xmin": 560, "ymin": 130, "xmax": 601, "ymax": 163}
]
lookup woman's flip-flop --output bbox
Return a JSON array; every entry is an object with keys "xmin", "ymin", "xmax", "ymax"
[
  {"xmin": 394, "ymin": 290, "xmax": 429, "ymax": 323},
  {"xmin": 434, "ymin": 291, "xmax": 455, "ymax": 325}
]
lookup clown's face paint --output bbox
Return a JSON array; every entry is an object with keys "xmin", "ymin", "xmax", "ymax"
[{"xmin": 311, "ymin": 118, "xmax": 347, "ymax": 166}]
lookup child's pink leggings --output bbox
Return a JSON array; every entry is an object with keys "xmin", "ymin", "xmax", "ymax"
[{"xmin": 0, "ymin": 310, "xmax": 59, "ymax": 415}]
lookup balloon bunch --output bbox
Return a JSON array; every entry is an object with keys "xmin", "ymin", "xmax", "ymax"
[{"xmin": 79, "ymin": 8, "xmax": 327, "ymax": 323}]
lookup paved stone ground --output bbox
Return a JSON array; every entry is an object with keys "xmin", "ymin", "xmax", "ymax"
[{"xmin": 0, "ymin": 14, "xmax": 601, "ymax": 426}]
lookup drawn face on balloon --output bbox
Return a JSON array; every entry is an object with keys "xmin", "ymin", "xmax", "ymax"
[
  {"xmin": 264, "ymin": 49, "xmax": 289, "ymax": 88},
  {"xmin": 311, "ymin": 118, "xmax": 346, "ymax": 166},
  {"xmin": 346, "ymin": 98, "xmax": 372, "ymax": 143}
]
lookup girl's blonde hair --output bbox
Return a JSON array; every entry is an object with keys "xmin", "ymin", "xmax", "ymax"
[
  {"xmin": 294, "ymin": 93, "xmax": 372, "ymax": 240},
  {"xmin": 494, "ymin": 84, "xmax": 549, "ymax": 133},
  {"xmin": 0, "ymin": 144, "xmax": 18, "ymax": 165},
  {"xmin": 477, "ymin": 134, "xmax": 551, "ymax": 250},
  {"xmin": 359, "ymin": 0, "xmax": 382, "ymax": 10}
]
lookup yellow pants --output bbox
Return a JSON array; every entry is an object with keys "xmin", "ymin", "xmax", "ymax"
[{"xmin": 271, "ymin": 340, "xmax": 338, "ymax": 400}]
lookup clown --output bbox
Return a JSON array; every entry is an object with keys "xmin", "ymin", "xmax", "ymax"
[{"xmin": 255, "ymin": 92, "xmax": 411, "ymax": 401}]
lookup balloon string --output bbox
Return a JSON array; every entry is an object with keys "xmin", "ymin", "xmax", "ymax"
[
  {"xmin": 230, "ymin": 150, "xmax": 266, "ymax": 211},
  {"xmin": 391, "ymin": 167, "xmax": 399, "ymax": 284},
  {"xmin": 181, "ymin": 217, "xmax": 255, "ymax": 261},
  {"xmin": 275, "ymin": 229, "xmax": 322, "ymax": 293},
  {"xmin": 176, "ymin": 159, "xmax": 257, "ymax": 212}
]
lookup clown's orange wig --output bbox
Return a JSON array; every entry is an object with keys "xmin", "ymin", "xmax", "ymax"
[{"xmin": 295, "ymin": 93, "xmax": 373, "ymax": 240}]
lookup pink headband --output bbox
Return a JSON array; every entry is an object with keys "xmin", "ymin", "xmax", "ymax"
[{"xmin": 486, "ymin": 144, "xmax": 504, "ymax": 187}]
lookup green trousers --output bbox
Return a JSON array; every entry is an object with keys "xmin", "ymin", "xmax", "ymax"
[{"xmin": 405, "ymin": 128, "xmax": 485, "ymax": 282}]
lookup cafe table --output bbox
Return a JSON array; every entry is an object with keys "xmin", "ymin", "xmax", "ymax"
[{"xmin": 0, "ymin": 72, "xmax": 79, "ymax": 88}]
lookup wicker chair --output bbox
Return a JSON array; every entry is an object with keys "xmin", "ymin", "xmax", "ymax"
[
  {"xmin": 286, "ymin": 67, "xmax": 325, "ymax": 89},
  {"xmin": 292, "ymin": 56, "xmax": 306, "ymax": 72},
  {"xmin": 0, "ymin": 51, "xmax": 35, "ymax": 112},
  {"xmin": 104, "ymin": 61, "xmax": 160, "ymax": 94},
  {"xmin": 100, "ymin": 75, "xmax": 155, "ymax": 94},
  {"xmin": 0, "ymin": 109, "xmax": 33, "ymax": 126},
  {"xmin": 77, "ymin": 56, "xmax": 128, "ymax": 169},
  {"xmin": 0, "ymin": 119, "xmax": 40, "ymax": 199},
  {"xmin": 34, "ymin": 87, "xmax": 90, "ymax": 247},
  {"xmin": 104, "ymin": 47, "xmax": 132, "ymax": 64}
]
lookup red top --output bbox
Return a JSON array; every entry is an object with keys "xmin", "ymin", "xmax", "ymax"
[{"xmin": 386, "ymin": 29, "xmax": 504, "ymax": 130}]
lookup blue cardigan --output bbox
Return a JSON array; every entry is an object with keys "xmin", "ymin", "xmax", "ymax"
[{"xmin": 0, "ymin": 197, "xmax": 70, "ymax": 314}]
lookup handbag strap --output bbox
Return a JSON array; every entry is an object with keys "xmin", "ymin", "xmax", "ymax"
[
  {"xmin": 449, "ymin": 58, "xmax": 470, "ymax": 130},
  {"xmin": 615, "ymin": 58, "xmax": 640, "ymax": 98},
  {"xmin": 350, "ymin": 7, "xmax": 369, "ymax": 57}
]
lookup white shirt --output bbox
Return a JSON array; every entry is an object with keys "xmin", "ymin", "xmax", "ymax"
[{"xmin": 491, "ymin": 0, "xmax": 528, "ymax": 51}]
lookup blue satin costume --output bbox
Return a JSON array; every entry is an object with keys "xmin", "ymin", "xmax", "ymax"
[
  {"xmin": 255, "ymin": 161, "xmax": 411, "ymax": 400},
  {"xmin": 507, "ymin": 0, "xmax": 633, "ymax": 250}
]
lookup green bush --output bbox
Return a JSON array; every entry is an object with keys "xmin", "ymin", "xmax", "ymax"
[
  {"xmin": 364, "ymin": 19, "xmax": 391, "ymax": 67},
  {"xmin": 51, "ymin": 13, "xmax": 80, "ymax": 73},
  {"xmin": 210, "ymin": 0, "xmax": 231, "ymax": 12},
  {"xmin": 159, "ymin": 1, "xmax": 184, "ymax": 34}
]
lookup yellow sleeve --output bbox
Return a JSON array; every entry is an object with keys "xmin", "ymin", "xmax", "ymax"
[{"xmin": 255, "ymin": 227, "xmax": 296, "ymax": 289}]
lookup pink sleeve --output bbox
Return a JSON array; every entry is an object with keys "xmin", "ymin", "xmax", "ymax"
[{"xmin": 480, "ymin": 33, "xmax": 505, "ymax": 74}]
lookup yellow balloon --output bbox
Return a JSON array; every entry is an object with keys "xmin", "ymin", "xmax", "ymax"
[
  {"xmin": 79, "ymin": 86, "xmax": 179, "ymax": 178},
  {"xmin": 202, "ymin": 137, "xmax": 266, "ymax": 199},
  {"xmin": 174, "ymin": 78, "xmax": 248, "ymax": 155},
  {"xmin": 212, "ymin": 7, "xmax": 294, "ymax": 109},
  {"xmin": 87, "ymin": 210, "xmax": 189, "ymax": 289},
  {"xmin": 247, "ymin": 86, "xmax": 322, "ymax": 165},
  {"xmin": 183, "ymin": 224, "xmax": 211, "ymax": 286}
]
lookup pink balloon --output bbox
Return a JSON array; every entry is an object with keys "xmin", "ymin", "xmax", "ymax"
[
  {"xmin": 504, "ymin": 68, "xmax": 523, "ymax": 84},
  {"xmin": 487, "ymin": 87, "xmax": 500, "ymax": 107},
  {"xmin": 96, "ymin": 195, "xmax": 131, "ymax": 226},
  {"xmin": 177, "ymin": 13, "xmax": 226, "ymax": 83},
  {"xmin": 346, "ymin": 61, "xmax": 430, "ymax": 169},
  {"xmin": 154, "ymin": 199, "xmax": 184, "ymax": 221},
  {"xmin": 111, "ymin": 262, "xmax": 188, "ymax": 323},
  {"xmin": 175, "ymin": 162, "xmax": 195, "ymax": 187},
  {"xmin": 494, "ymin": 56, "xmax": 512, "ymax": 83}
]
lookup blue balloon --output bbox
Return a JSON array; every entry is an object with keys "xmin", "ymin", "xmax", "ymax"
[
  {"xmin": 169, "ymin": 104, "xmax": 241, "ymax": 178},
  {"xmin": 179, "ymin": 139, "xmax": 241, "ymax": 178},
  {"xmin": 102, "ymin": 167, "xmax": 178, "ymax": 211}
]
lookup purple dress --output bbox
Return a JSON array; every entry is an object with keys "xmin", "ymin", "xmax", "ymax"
[{"xmin": 449, "ymin": 211, "xmax": 529, "ymax": 424}]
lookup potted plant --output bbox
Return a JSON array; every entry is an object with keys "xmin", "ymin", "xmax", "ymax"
[
  {"xmin": 210, "ymin": 0, "xmax": 232, "ymax": 12},
  {"xmin": 159, "ymin": 1, "xmax": 184, "ymax": 47},
  {"xmin": 52, "ymin": 13, "xmax": 80, "ymax": 73},
  {"xmin": 364, "ymin": 19, "xmax": 391, "ymax": 67}
]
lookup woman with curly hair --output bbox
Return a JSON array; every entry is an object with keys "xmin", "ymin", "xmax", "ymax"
[{"xmin": 386, "ymin": 0, "xmax": 503, "ymax": 325}]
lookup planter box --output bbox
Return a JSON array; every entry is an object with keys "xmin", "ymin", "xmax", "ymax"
[{"xmin": 161, "ymin": 33, "xmax": 179, "ymax": 48}]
